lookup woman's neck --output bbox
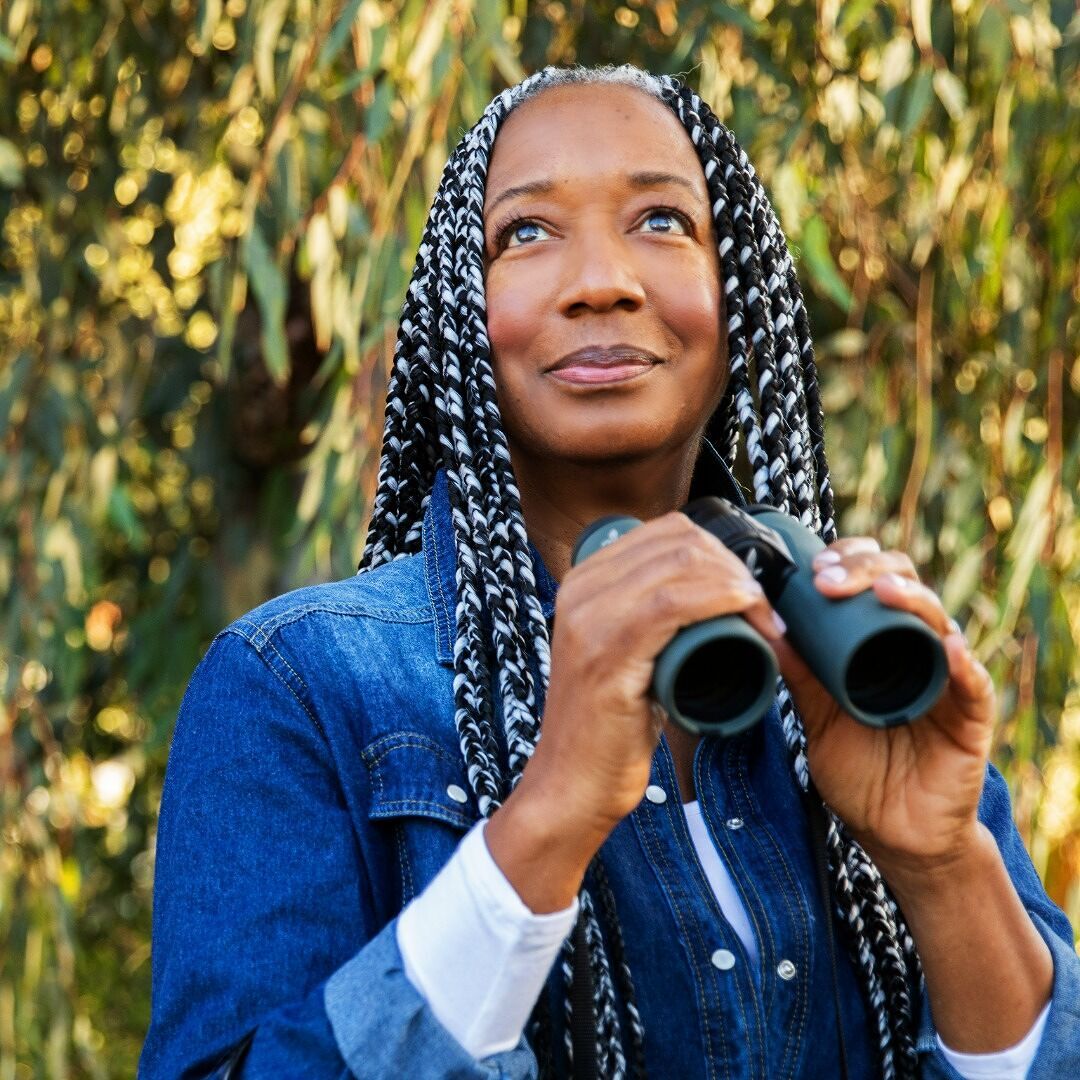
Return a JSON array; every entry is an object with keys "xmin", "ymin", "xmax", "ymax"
[{"xmin": 512, "ymin": 444, "xmax": 701, "ymax": 583}]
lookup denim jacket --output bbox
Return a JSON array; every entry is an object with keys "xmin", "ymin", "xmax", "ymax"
[{"xmin": 140, "ymin": 446, "xmax": 1080, "ymax": 1079}]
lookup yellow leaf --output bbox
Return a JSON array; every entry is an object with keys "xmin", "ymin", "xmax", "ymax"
[
  {"xmin": 932, "ymin": 69, "xmax": 967, "ymax": 122},
  {"xmin": 254, "ymin": 0, "xmax": 290, "ymax": 100},
  {"xmin": 43, "ymin": 520, "xmax": 84, "ymax": 606},
  {"xmin": 912, "ymin": 0, "xmax": 932, "ymax": 52},
  {"xmin": 59, "ymin": 859, "xmax": 81, "ymax": 904},
  {"xmin": 877, "ymin": 33, "xmax": 914, "ymax": 94}
]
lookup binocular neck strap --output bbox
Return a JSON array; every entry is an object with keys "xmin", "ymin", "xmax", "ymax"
[
  {"xmin": 569, "ymin": 909, "xmax": 600, "ymax": 1079},
  {"xmin": 806, "ymin": 782, "xmax": 852, "ymax": 1080}
]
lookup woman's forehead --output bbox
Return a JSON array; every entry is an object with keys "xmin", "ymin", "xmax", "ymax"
[{"xmin": 484, "ymin": 83, "xmax": 707, "ymax": 211}]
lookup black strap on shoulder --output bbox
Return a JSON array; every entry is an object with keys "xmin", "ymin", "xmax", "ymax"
[
  {"xmin": 213, "ymin": 1030, "xmax": 255, "ymax": 1078},
  {"xmin": 569, "ymin": 910, "xmax": 599, "ymax": 1079},
  {"xmin": 806, "ymin": 782, "xmax": 852, "ymax": 1080}
]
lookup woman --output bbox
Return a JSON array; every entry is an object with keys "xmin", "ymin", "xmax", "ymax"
[{"xmin": 139, "ymin": 65, "xmax": 1079, "ymax": 1079}]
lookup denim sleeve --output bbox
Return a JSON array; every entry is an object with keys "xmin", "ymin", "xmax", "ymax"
[
  {"xmin": 916, "ymin": 763, "xmax": 1080, "ymax": 1078},
  {"xmin": 138, "ymin": 630, "xmax": 536, "ymax": 1080}
]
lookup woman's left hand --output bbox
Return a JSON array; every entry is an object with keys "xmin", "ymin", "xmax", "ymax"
[{"xmin": 773, "ymin": 538, "xmax": 997, "ymax": 874}]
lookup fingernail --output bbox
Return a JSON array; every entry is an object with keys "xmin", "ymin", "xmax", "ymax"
[
  {"xmin": 884, "ymin": 572, "xmax": 911, "ymax": 589},
  {"xmin": 817, "ymin": 565, "xmax": 847, "ymax": 583},
  {"xmin": 814, "ymin": 551, "xmax": 842, "ymax": 567},
  {"xmin": 772, "ymin": 612, "xmax": 787, "ymax": 636},
  {"xmin": 948, "ymin": 618, "xmax": 962, "ymax": 635}
]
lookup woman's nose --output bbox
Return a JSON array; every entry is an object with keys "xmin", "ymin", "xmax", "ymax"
[{"xmin": 557, "ymin": 231, "xmax": 647, "ymax": 316}]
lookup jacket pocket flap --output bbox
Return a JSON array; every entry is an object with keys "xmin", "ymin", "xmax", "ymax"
[{"xmin": 361, "ymin": 731, "xmax": 480, "ymax": 829}]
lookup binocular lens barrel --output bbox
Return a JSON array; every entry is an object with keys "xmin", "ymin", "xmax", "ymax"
[
  {"xmin": 659, "ymin": 627, "xmax": 779, "ymax": 738},
  {"xmin": 674, "ymin": 641, "xmax": 767, "ymax": 718},
  {"xmin": 845, "ymin": 628, "xmax": 940, "ymax": 716}
]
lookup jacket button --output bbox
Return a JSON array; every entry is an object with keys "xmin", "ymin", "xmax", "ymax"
[
  {"xmin": 446, "ymin": 784, "xmax": 468, "ymax": 804},
  {"xmin": 644, "ymin": 784, "xmax": 668, "ymax": 804},
  {"xmin": 711, "ymin": 949, "xmax": 736, "ymax": 971},
  {"xmin": 777, "ymin": 959, "xmax": 797, "ymax": 981},
  {"xmin": 725, "ymin": 817, "xmax": 744, "ymax": 830}
]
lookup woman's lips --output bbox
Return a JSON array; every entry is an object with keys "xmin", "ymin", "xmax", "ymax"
[
  {"xmin": 547, "ymin": 362, "xmax": 656, "ymax": 385},
  {"xmin": 545, "ymin": 344, "xmax": 663, "ymax": 386}
]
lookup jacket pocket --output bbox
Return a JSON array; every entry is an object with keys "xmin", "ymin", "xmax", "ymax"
[
  {"xmin": 362, "ymin": 730, "xmax": 482, "ymax": 828},
  {"xmin": 361, "ymin": 731, "xmax": 482, "ymax": 905}
]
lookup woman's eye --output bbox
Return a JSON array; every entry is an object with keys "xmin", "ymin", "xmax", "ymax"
[
  {"xmin": 641, "ymin": 209, "xmax": 689, "ymax": 235},
  {"xmin": 504, "ymin": 220, "xmax": 548, "ymax": 248}
]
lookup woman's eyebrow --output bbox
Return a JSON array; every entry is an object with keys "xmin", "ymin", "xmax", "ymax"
[
  {"xmin": 627, "ymin": 171, "xmax": 700, "ymax": 197},
  {"xmin": 486, "ymin": 171, "xmax": 700, "ymax": 216},
  {"xmin": 486, "ymin": 179, "xmax": 557, "ymax": 215}
]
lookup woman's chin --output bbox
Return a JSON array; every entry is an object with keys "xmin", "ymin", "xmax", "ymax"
[{"xmin": 523, "ymin": 431, "xmax": 693, "ymax": 469}]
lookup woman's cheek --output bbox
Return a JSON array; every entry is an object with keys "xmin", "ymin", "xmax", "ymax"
[
  {"xmin": 661, "ymin": 271, "xmax": 722, "ymax": 347},
  {"xmin": 484, "ymin": 269, "xmax": 538, "ymax": 357}
]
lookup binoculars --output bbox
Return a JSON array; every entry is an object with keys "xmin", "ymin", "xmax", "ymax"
[{"xmin": 572, "ymin": 497, "xmax": 948, "ymax": 738}]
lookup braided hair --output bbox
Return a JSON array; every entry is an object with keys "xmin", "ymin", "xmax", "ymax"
[{"xmin": 359, "ymin": 64, "xmax": 922, "ymax": 1079}]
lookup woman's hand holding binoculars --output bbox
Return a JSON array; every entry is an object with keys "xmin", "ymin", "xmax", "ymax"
[
  {"xmin": 788, "ymin": 538, "xmax": 997, "ymax": 880},
  {"xmin": 792, "ymin": 539, "xmax": 1054, "ymax": 1057}
]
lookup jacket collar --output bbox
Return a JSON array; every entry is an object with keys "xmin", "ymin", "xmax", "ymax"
[{"xmin": 423, "ymin": 440, "xmax": 748, "ymax": 665}]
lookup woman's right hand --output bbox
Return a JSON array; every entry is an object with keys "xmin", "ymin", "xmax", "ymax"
[{"xmin": 484, "ymin": 511, "xmax": 784, "ymax": 912}]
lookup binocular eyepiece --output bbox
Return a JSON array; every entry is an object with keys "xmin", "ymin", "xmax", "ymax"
[{"xmin": 571, "ymin": 498, "xmax": 948, "ymax": 738}]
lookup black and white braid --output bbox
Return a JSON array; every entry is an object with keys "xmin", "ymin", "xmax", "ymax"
[{"xmin": 360, "ymin": 64, "xmax": 920, "ymax": 1079}]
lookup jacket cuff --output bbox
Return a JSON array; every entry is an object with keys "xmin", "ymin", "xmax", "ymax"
[
  {"xmin": 323, "ymin": 918, "xmax": 537, "ymax": 1080},
  {"xmin": 1027, "ymin": 910, "xmax": 1080, "ymax": 1080},
  {"xmin": 916, "ymin": 909, "xmax": 1080, "ymax": 1079}
]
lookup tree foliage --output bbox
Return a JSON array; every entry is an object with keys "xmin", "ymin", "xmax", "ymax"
[{"xmin": 2, "ymin": 1, "xmax": 1077, "ymax": 1075}]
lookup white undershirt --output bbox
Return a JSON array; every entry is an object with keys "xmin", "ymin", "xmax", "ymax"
[
  {"xmin": 682, "ymin": 800, "xmax": 759, "ymax": 968},
  {"xmin": 396, "ymin": 808, "xmax": 1049, "ymax": 1076}
]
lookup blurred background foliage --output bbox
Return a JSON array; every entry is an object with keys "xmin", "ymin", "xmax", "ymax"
[{"xmin": 1, "ymin": 0, "xmax": 1078, "ymax": 1074}]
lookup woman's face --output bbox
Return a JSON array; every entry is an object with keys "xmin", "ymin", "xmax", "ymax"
[{"xmin": 482, "ymin": 83, "xmax": 726, "ymax": 470}]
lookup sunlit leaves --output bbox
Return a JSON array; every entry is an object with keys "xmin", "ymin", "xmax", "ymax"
[{"xmin": 2, "ymin": 1, "xmax": 1078, "ymax": 1075}]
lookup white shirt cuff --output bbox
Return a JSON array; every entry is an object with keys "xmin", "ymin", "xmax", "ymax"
[
  {"xmin": 396, "ymin": 819, "xmax": 579, "ymax": 1059},
  {"xmin": 938, "ymin": 999, "xmax": 1051, "ymax": 1079}
]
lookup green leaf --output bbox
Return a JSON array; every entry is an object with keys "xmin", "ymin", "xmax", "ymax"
[
  {"xmin": 107, "ymin": 487, "xmax": 146, "ymax": 547},
  {"xmin": 839, "ymin": 0, "xmax": 880, "ymax": 34},
  {"xmin": 365, "ymin": 75, "xmax": 394, "ymax": 143},
  {"xmin": 243, "ymin": 222, "xmax": 290, "ymax": 384},
  {"xmin": 318, "ymin": 0, "xmax": 364, "ymax": 71},
  {"xmin": 974, "ymin": 3, "xmax": 1012, "ymax": 82},
  {"xmin": 900, "ymin": 68, "xmax": 934, "ymax": 134},
  {"xmin": 326, "ymin": 68, "xmax": 369, "ymax": 102},
  {"xmin": 797, "ymin": 215, "xmax": 853, "ymax": 311}
]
